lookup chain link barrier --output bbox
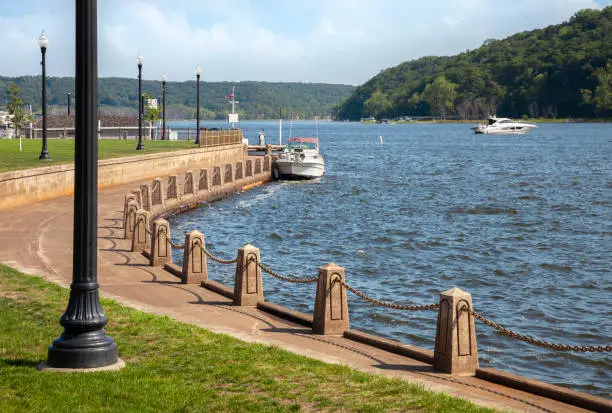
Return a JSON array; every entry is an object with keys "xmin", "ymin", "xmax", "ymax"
[
  {"xmin": 471, "ymin": 310, "xmax": 611, "ymax": 352},
  {"xmin": 195, "ymin": 242, "xmax": 239, "ymax": 264},
  {"xmin": 249, "ymin": 257, "xmax": 318, "ymax": 284},
  {"xmin": 335, "ymin": 279, "xmax": 439, "ymax": 311}
]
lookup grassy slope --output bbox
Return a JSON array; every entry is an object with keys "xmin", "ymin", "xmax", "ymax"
[
  {"xmin": 0, "ymin": 139, "xmax": 195, "ymax": 173},
  {"xmin": 0, "ymin": 264, "xmax": 496, "ymax": 413}
]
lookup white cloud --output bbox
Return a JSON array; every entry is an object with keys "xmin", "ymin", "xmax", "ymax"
[{"xmin": 0, "ymin": 0, "xmax": 610, "ymax": 85}]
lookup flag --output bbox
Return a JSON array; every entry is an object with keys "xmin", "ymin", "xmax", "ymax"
[{"xmin": 225, "ymin": 92, "xmax": 235, "ymax": 100}]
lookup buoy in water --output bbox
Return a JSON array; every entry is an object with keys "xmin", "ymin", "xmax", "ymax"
[{"xmin": 379, "ymin": 135, "xmax": 383, "ymax": 144}]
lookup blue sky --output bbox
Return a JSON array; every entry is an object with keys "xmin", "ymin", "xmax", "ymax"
[{"xmin": 1, "ymin": 0, "xmax": 611, "ymax": 85}]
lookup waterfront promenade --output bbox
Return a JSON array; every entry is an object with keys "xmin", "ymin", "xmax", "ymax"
[{"xmin": 0, "ymin": 178, "xmax": 606, "ymax": 413}]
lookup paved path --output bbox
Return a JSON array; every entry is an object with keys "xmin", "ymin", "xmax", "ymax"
[{"xmin": 0, "ymin": 181, "xmax": 596, "ymax": 413}]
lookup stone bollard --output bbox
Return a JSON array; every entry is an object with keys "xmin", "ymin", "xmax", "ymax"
[
  {"xmin": 150, "ymin": 219, "xmax": 172, "ymax": 267},
  {"xmin": 124, "ymin": 201, "xmax": 139, "ymax": 240},
  {"xmin": 131, "ymin": 210, "xmax": 151, "ymax": 252},
  {"xmin": 131, "ymin": 189, "xmax": 142, "ymax": 208},
  {"xmin": 140, "ymin": 184, "xmax": 152, "ymax": 212},
  {"xmin": 151, "ymin": 178, "xmax": 165, "ymax": 208},
  {"xmin": 123, "ymin": 194, "xmax": 136, "ymax": 228},
  {"xmin": 184, "ymin": 170, "xmax": 196, "ymax": 197},
  {"xmin": 182, "ymin": 231, "xmax": 207, "ymax": 284},
  {"xmin": 199, "ymin": 169, "xmax": 209, "ymax": 191},
  {"xmin": 312, "ymin": 263, "xmax": 350, "ymax": 335},
  {"xmin": 233, "ymin": 244, "xmax": 263, "ymax": 306},
  {"xmin": 434, "ymin": 287, "xmax": 479, "ymax": 376},
  {"xmin": 167, "ymin": 175, "xmax": 178, "ymax": 201}
]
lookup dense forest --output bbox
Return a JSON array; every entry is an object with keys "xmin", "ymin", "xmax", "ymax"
[
  {"xmin": 335, "ymin": 7, "xmax": 612, "ymax": 120},
  {"xmin": 0, "ymin": 77, "xmax": 354, "ymax": 120}
]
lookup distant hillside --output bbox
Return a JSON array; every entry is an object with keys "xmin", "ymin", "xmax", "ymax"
[
  {"xmin": 335, "ymin": 7, "xmax": 612, "ymax": 120},
  {"xmin": 0, "ymin": 77, "xmax": 354, "ymax": 120}
]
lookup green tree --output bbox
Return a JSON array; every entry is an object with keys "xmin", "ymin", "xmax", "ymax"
[
  {"xmin": 5, "ymin": 83, "xmax": 33, "ymax": 139},
  {"xmin": 142, "ymin": 93, "xmax": 161, "ymax": 122},
  {"xmin": 592, "ymin": 63, "xmax": 612, "ymax": 116},
  {"xmin": 363, "ymin": 89, "xmax": 392, "ymax": 119},
  {"xmin": 423, "ymin": 76, "xmax": 457, "ymax": 118}
]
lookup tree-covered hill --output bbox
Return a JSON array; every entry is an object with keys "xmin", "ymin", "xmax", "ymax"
[
  {"xmin": 335, "ymin": 7, "xmax": 612, "ymax": 120},
  {"xmin": 0, "ymin": 76, "xmax": 354, "ymax": 120}
]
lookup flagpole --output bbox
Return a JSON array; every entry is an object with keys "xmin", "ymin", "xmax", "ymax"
[{"xmin": 279, "ymin": 107, "xmax": 282, "ymax": 146}]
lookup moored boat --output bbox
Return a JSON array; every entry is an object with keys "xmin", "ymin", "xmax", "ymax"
[{"xmin": 273, "ymin": 137, "xmax": 325, "ymax": 180}]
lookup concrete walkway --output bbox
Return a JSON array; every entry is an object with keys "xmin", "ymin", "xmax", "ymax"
[{"xmin": 0, "ymin": 181, "xmax": 599, "ymax": 413}]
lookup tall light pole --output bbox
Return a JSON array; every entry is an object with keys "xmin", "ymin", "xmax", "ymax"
[
  {"xmin": 161, "ymin": 74, "xmax": 166, "ymax": 140},
  {"xmin": 67, "ymin": 92, "xmax": 71, "ymax": 116},
  {"xmin": 45, "ymin": 0, "xmax": 119, "ymax": 369},
  {"xmin": 195, "ymin": 65, "xmax": 200, "ymax": 145},
  {"xmin": 39, "ymin": 31, "xmax": 50, "ymax": 160},
  {"xmin": 136, "ymin": 52, "xmax": 144, "ymax": 150}
]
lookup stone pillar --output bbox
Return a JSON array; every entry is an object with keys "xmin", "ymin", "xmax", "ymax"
[
  {"xmin": 151, "ymin": 178, "xmax": 165, "ymax": 208},
  {"xmin": 184, "ymin": 170, "xmax": 196, "ymax": 197},
  {"xmin": 131, "ymin": 189, "xmax": 142, "ymax": 208},
  {"xmin": 434, "ymin": 287, "xmax": 479, "ymax": 376},
  {"xmin": 123, "ymin": 194, "xmax": 136, "ymax": 228},
  {"xmin": 167, "ymin": 175, "xmax": 178, "ymax": 201},
  {"xmin": 150, "ymin": 219, "xmax": 172, "ymax": 267},
  {"xmin": 212, "ymin": 166, "xmax": 222, "ymax": 187},
  {"xmin": 131, "ymin": 210, "xmax": 151, "ymax": 252},
  {"xmin": 123, "ymin": 200, "xmax": 139, "ymax": 240},
  {"xmin": 140, "ymin": 184, "xmax": 152, "ymax": 212},
  {"xmin": 199, "ymin": 169, "xmax": 209, "ymax": 191},
  {"xmin": 182, "ymin": 231, "xmax": 207, "ymax": 284},
  {"xmin": 233, "ymin": 244, "xmax": 263, "ymax": 306},
  {"xmin": 313, "ymin": 263, "xmax": 349, "ymax": 335}
]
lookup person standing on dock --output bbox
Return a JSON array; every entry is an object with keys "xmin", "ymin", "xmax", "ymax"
[{"xmin": 258, "ymin": 129, "xmax": 265, "ymax": 145}]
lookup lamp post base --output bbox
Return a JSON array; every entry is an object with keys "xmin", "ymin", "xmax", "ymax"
[
  {"xmin": 136, "ymin": 143, "xmax": 144, "ymax": 150},
  {"xmin": 38, "ymin": 358, "xmax": 125, "ymax": 373},
  {"xmin": 47, "ymin": 331, "xmax": 118, "ymax": 369},
  {"xmin": 39, "ymin": 152, "xmax": 51, "ymax": 160}
]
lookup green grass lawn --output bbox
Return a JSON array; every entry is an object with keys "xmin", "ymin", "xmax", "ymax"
[
  {"xmin": 0, "ymin": 139, "xmax": 195, "ymax": 173},
  {"xmin": 0, "ymin": 264, "xmax": 496, "ymax": 413}
]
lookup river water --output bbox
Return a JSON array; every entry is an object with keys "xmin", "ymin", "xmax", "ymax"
[{"xmin": 168, "ymin": 121, "xmax": 611, "ymax": 398}]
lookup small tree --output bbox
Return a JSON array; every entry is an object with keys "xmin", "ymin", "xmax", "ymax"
[
  {"xmin": 142, "ymin": 93, "xmax": 161, "ymax": 122},
  {"xmin": 6, "ymin": 83, "xmax": 34, "ymax": 139}
]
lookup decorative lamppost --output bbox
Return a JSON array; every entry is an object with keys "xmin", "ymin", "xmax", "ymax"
[
  {"xmin": 136, "ymin": 52, "xmax": 144, "ymax": 150},
  {"xmin": 45, "ymin": 0, "xmax": 120, "ymax": 370},
  {"xmin": 67, "ymin": 92, "xmax": 71, "ymax": 116},
  {"xmin": 161, "ymin": 74, "xmax": 166, "ymax": 140},
  {"xmin": 39, "ymin": 31, "xmax": 50, "ymax": 160},
  {"xmin": 195, "ymin": 64, "xmax": 200, "ymax": 145}
]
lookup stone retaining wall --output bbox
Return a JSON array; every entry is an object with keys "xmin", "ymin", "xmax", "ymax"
[{"xmin": 0, "ymin": 144, "xmax": 247, "ymax": 211}]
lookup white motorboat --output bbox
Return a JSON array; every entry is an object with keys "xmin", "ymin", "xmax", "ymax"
[
  {"xmin": 273, "ymin": 137, "xmax": 325, "ymax": 180},
  {"xmin": 472, "ymin": 116, "xmax": 536, "ymax": 135}
]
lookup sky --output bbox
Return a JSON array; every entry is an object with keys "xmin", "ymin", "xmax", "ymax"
[{"xmin": 1, "ymin": 0, "xmax": 611, "ymax": 86}]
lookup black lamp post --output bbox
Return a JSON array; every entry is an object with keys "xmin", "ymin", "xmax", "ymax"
[
  {"xmin": 45, "ymin": 0, "xmax": 119, "ymax": 369},
  {"xmin": 161, "ymin": 74, "xmax": 166, "ymax": 140},
  {"xmin": 39, "ymin": 31, "xmax": 50, "ymax": 160},
  {"xmin": 195, "ymin": 64, "xmax": 200, "ymax": 145},
  {"xmin": 67, "ymin": 92, "xmax": 71, "ymax": 116},
  {"xmin": 136, "ymin": 53, "xmax": 144, "ymax": 150}
]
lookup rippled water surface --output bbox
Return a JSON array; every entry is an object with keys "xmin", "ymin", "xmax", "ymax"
[{"xmin": 169, "ymin": 121, "xmax": 611, "ymax": 397}]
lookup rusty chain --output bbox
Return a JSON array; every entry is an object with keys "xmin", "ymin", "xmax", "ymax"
[
  {"xmin": 471, "ymin": 310, "xmax": 611, "ymax": 352},
  {"xmin": 249, "ymin": 257, "xmax": 318, "ymax": 284},
  {"xmin": 195, "ymin": 242, "xmax": 239, "ymax": 264},
  {"xmin": 336, "ymin": 279, "xmax": 439, "ymax": 311}
]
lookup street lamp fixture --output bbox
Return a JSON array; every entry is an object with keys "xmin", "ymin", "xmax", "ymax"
[
  {"xmin": 39, "ymin": 31, "xmax": 50, "ymax": 160},
  {"xmin": 195, "ymin": 65, "xmax": 201, "ymax": 145},
  {"xmin": 161, "ymin": 74, "xmax": 166, "ymax": 140},
  {"xmin": 136, "ymin": 53, "xmax": 144, "ymax": 150}
]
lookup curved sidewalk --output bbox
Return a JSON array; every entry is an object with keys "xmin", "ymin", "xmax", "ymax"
[{"xmin": 0, "ymin": 181, "xmax": 600, "ymax": 413}]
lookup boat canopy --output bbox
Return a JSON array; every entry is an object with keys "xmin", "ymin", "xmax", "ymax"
[{"xmin": 288, "ymin": 137, "xmax": 318, "ymax": 149}]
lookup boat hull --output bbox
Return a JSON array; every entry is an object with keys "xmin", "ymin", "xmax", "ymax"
[{"xmin": 274, "ymin": 160, "xmax": 325, "ymax": 180}]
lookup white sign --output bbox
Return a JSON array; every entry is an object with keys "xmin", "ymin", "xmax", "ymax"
[
  {"xmin": 147, "ymin": 99, "xmax": 158, "ymax": 109},
  {"xmin": 228, "ymin": 113, "xmax": 239, "ymax": 123}
]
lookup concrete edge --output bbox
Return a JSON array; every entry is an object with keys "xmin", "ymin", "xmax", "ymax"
[
  {"xmin": 163, "ymin": 263, "xmax": 183, "ymax": 280},
  {"xmin": 257, "ymin": 301, "xmax": 313, "ymax": 328},
  {"xmin": 476, "ymin": 368, "xmax": 612, "ymax": 412},
  {"xmin": 202, "ymin": 280, "xmax": 234, "ymax": 299},
  {"xmin": 343, "ymin": 329, "xmax": 435, "ymax": 365}
]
